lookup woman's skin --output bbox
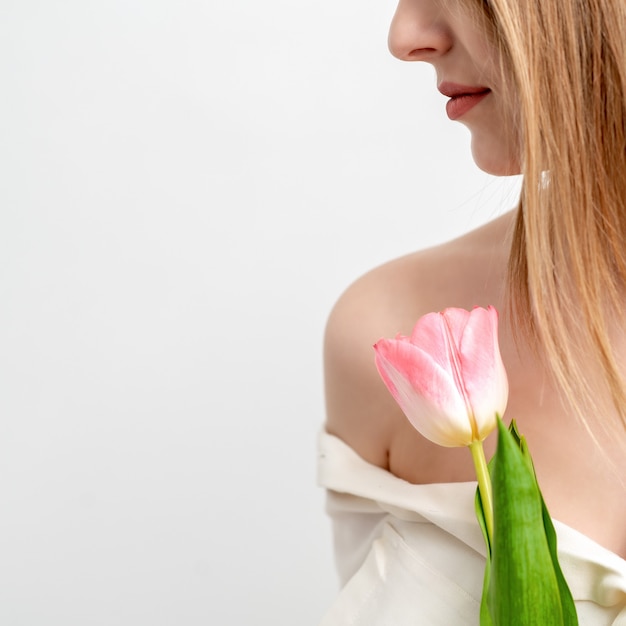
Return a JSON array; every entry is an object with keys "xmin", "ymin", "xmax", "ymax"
[{"xmin": 324, "ymin": 0, "xmax": 626, "ymax": 559}]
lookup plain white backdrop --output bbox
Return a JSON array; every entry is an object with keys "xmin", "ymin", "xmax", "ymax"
[{"xmin": 0, "ymin": 1, "xmax": 520, "ymax": 624}]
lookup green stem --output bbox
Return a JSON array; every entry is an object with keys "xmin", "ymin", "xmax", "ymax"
[{"xmin": 469, "ymin": 440, "xmax": 494, "ymax": 542}]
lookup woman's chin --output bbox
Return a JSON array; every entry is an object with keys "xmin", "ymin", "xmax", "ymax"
[{"xmin": 471, "ymin": 140, "xmax": 521, "ymax": 177}]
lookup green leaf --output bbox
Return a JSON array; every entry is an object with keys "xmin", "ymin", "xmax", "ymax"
[
  {"xmin": 485, "ymin": 418, "xmax": 578, "ymax": 624},
  {"xmin": 539, "ymin": 492, "xmax": 579, "ymax": 625},
  {"xmin": 510, "ymin": 421, "xmax": 578, "ymax": 625}
]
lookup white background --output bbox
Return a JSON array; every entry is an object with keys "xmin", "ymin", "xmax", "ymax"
[{"xmin": 0, "ymin": 1, "xmax": 520, "ymax": 624}]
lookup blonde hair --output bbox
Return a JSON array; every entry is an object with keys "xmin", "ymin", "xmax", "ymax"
[{"xmin": 486, "ymin": 0, "xmax": 626, "ymax": 433}]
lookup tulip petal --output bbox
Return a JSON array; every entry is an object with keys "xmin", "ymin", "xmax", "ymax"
[
  {"xmin": 457, "ymin": 307, "xmax": 508, "ymax": 438},
  {"xmin": 409, "ymin": 312, "xmax": 456, "ymax": 373},
  {"xmin": 374, "ymin": 339, "xmax": 474, "ymax": 447},
  {"xmin": 440, "ymin": 307, "xmax": 471, "ymax": 340}
]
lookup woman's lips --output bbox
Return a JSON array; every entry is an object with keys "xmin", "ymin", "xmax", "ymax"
[{"xmin": 438, "ymin": 82, "xmax": 491, "ymax": 121}]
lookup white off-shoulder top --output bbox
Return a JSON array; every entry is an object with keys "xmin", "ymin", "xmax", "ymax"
[{"xmin": 317, "ymin": 430, "xmax": 626, "ymax": 625}]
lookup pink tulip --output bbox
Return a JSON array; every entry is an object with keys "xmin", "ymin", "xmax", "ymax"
[{"xmin": 374, "ymin": 306, "xmax": 508, "ymax": 447}]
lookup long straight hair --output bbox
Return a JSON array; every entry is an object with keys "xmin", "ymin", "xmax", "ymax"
[{"xmin": 486, "ymin": 0, "xmax": 626, "ymax": 432}]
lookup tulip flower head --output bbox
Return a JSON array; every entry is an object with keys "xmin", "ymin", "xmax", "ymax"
[{"xmin": 374, "ymin": 306, "xmax": 508, "ymax": 447}]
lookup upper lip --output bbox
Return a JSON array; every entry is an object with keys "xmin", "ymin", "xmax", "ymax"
[{"xmin": 438, "ymin": 82, "xmax": 491, "ymax": 98}]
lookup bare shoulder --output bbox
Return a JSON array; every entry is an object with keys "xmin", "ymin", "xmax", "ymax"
[{"xmin": 323, "ymin": 211, "xmax": 515, "ymax": 470}]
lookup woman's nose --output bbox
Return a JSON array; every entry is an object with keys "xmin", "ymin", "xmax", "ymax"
[{"xmin": 388, "ymin": 0, "xmax": 453, "ymax": 62}]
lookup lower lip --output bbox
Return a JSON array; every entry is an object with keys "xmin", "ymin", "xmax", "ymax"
[{"xmin": 445, "ymin": 91, "xmax": 490, "ymax": 120}]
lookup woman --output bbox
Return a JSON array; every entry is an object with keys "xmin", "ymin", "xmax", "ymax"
[{"xmin": 318, "ymin": 0, "xmax": 626, "ymax": 623}]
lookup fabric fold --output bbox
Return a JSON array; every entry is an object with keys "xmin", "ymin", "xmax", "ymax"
[{"xmin": 318, "ymin": 430, "xmax": 626, "ymax": 625}]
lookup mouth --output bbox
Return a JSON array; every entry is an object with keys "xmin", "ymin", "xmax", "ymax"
[{"xmin": 438, "ymin": 82, "xmax": 491, "ymax": 121}]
